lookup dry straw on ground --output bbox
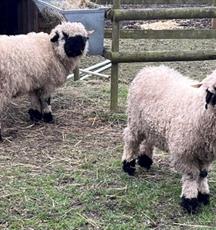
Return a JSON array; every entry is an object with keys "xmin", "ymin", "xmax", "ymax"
[
  {"xmin": 39, "ymin": 0, "xmax": 91, "ymax": 32},
  {"xmin": 138, "ymin": 20, "xmax": 182, "ymax": 30},
  {"xmin": 50, "ymin": 0, "xmax": 90, "ymax": 9},
  {"xmin": 0, "ymin": 83, "xmax": 123, "ymax": 172}
]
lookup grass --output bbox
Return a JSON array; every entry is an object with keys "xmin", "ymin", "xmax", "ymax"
[
  {"xmin": 1, "ymin": 38, "xmax": 216, "ymax": 229},
  {"xmin": 0, "ymin": 79, "xmax": 216, "ymax": 230},
  {"xmin": 1, "ymin": 151, "xmax": 216, "ymax": 229}
]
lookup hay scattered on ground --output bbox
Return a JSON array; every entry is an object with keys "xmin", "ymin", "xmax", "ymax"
[
  {"xmin": 50, "ymin": 0, "xmax": 90, "ymax": 9},
  {"xmin": 1, "ymin": 82, "xmax": 123, "ymax": 172},
  {"xmin": 137, "ymin": 20, "xmax": 182, "ymax": 30},
  {"xmin": 38, "ymin": 0, "xmax": 91, "ymax": 33}
]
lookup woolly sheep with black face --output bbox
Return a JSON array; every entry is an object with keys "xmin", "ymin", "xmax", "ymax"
[
  {"xmin": 0, "ymin": 22, "xmax": 92, "ymax": 140},
  {"xmin": 122, "ymin": 65, "xmax": 216, "ymax": 214},
  {"xmin": 50, "ymin": 22, "xmax": 90, "ymax": 59}
]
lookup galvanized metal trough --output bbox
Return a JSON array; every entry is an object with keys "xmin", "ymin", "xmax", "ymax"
[{"xmin": 34, "ymin": 0, "xmax": 106, "ymax": 55}]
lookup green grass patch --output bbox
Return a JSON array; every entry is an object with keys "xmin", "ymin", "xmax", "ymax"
[{"xmin": 2, "ymin": 39, "xmax": 216, "ymax": 229}]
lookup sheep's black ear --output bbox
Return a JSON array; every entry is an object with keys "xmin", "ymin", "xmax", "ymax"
[
  {"xmin": 46, "ymin": 97, "xmax": 51, "ymax": 105},
  {"xmin": 50, "ymin": 32, "xmax": 59, "ymax": 43},
  {"xmin": 62, "ymin": 32, "xmax": 69, "ymax": 39},
  {"xmin": 211, "ymin": 94, "xmax": 216, "ymax": 106},
  {"xmin": 205, "ymin": 89, "xmax": 213, "ymax": 109}
]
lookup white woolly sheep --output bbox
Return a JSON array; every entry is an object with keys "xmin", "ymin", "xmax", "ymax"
[
  {"xmin": 0, "ymin": 22, "xmax": 91, "ymax": 140},
  {"xmin": 122, "ymin": 65, "xmax": 216, "ymax": 214}
]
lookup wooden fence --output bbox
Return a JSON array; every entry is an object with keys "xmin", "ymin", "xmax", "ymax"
[
  {"xmin": 103, "ymin": 0, "xmax": 216, "ymax": 111},
  {"xmin": 92, "ymin": 0, "xmax": 213, "ymax": 5}
]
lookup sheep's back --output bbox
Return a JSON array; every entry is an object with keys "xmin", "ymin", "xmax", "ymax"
[
  {"xmin": 0, "ymin": 33, "xmax": 67, "ymax": 96},
  {"xmin": 127, "ymin": 65, "xmax": 204, "ymax": 150}
]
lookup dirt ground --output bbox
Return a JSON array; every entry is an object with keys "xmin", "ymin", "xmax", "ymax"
[
  {"xmin": 3, "ymin": 35, "xmax": 216, "ymax": 169},
  {"xmin": 0, "ymin": 81, "xmax": 121, "ymax": 169}
]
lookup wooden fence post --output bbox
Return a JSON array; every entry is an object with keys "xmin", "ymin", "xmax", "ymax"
[
  {"xmin": 73, "ymin": 67, "xmax": 80, "ymax": 81},
  {"xmin": 212, "ymin": 0, "xmax": 216, "ymax": 28},
  {"xmin": 110, "ymin": 0, "xmax": 120, "ymax": 111}
]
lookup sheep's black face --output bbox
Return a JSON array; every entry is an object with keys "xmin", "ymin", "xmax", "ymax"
[
  {"xmin": 50, "ymin": 31, "xmax": 89, "ymax": 58},
  {"xmin": 63, "ymin": 34, "xmax": 88, "ymax": 58},
  {"xmin": 205, "ymin": 89, "xmax": 216, "ymax": 109}
]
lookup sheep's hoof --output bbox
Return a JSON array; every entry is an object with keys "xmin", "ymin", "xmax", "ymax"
[
  {"xmin": 28, "ymin": 109, "xmax": 42, "ymax": 122},
  {"xmin": 181, "ymin": 196, "xmax": 200, "ymax": 214},
  {"xmin": 137, "ymin": 154, "xmax": 153, "ymax": 170},
  {"xmin": 200, "ymin": 170, "xmax": 208, "ymax": 178},
  {"xmin": 43, "ymin": 112, "xmax": 54, "ymax": 123},
  {"xmin": 198, "ymin": 192, "xmax": 210, "ymax": 205},
  {"xmin": 122, "ymin": 159, "xmax": 136, "ymax": 176}
]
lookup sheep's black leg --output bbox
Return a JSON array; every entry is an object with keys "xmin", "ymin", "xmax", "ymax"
[
  {"xmin": 137, "ymin": 142, "xmax": 153, "ymax": 170},
  {"xmin": 29, "ymin": 92, "xmax": 42, "ymax": 122},
  {"xmin": 28, "ymin": 109, "xmax": 42, "ymax": 122},
  {"xmin": 40, "ymin": 95, "xmax": 54, "ymax": 123},
  {"xmin": 43, "ymin": 112, "xmax": 53, "ymax": 123},
  {"xmin": 122, "ymin": 159, "xmax": 136, "ymax": 176},
  {"xmin": 198, "ymin": 169, "xmax": 210, "ymax": 205},
  {"xmin": 180, "ymin": 173, "xmax": 200, "ymax": 214},
  {"xmin": 42, "ymin": 97, "xmax": 53, "ymax": 123},
  {"xmin": 198, "ymin": 192, "xmax": 210, "ymax": 205},
  {"xmin": 181, "ymin": 196, "xmax": 200, "ymax": 214},
  {"xmin": 122, "ymin": 127, "xmax": 142, "ymax": 176},
  {"xmin": 137, "ymin": 154, "xmax": 153, "ymax": 170}
]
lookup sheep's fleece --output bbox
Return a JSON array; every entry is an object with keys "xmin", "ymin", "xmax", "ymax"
[
  {"xmin": 0, "ymin": 22, "xmax": 90, "ymax": 138},
  {"xmin": 122, "ymin": 65, "xmax": 216, "ymax": 213}
]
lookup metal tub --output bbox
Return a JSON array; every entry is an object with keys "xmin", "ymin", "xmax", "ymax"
[{"xmin": 34, "ymin": 0, "xmax": 106, "ymax": 55}]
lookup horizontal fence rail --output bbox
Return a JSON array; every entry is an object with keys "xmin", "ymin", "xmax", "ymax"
[
  {"xmin": 105, "ymin": 29, "xmax": 216, "ymax": 39},
  {"xmin": 93, "ymin": 0, "xmax": 213, "ymax": 5},
  {"xmin": 104, "ymin": 50, "xmax": 216, "ymax": 63},
  {"xmin": 106, "ymin": 0, "xmax": 216, "ymax": 110},
  {"xmin": 109, "ymin": 7, "xmax": 216, "ymax": 21}
]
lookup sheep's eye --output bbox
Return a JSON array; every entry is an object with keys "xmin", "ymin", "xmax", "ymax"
[
  {"xmin": 214, "ymin": 86, "xmax": 216, "ymax": 91},
  {"xmin": 83, "ymin": 37, "xmax": 89, "ymax": 42}
]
